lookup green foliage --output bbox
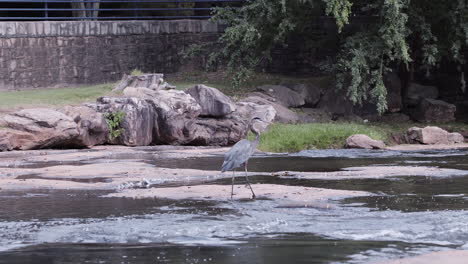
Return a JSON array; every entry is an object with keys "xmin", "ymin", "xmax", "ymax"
[
  {"xmin": 104, "ymin": 111, "xmax": 126, "ymax": 141},
  {"xmin": 212, "ymin": 0, "xmax": 467, "ymax": 114},
  {"xmin": 130, "ymin": 69, "xmax": 143, "ymax": 76}
]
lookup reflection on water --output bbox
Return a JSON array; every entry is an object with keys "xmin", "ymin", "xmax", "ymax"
[{"xmin": 1, "ymin": 148, "xmax": 468, "ymax": 263}]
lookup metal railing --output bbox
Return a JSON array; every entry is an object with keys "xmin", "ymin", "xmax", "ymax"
[{"xmin": 0, "ymin": 0, "xmax": 243, "ymax": 20}]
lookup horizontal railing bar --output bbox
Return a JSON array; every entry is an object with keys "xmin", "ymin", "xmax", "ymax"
[
  {"xmin": 0, "ymin": 16, "xmax": 212, "ymax": 20},
  {"xmin": 0, "ymin": 0, "xmax": 242, "ymax": 3},
  {"xmin": 0, "ymin": 8, "xmax": 213, "ymax": 11}
]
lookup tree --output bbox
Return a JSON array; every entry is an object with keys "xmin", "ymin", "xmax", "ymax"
[
  {"xmin": 71, "ymin": 0, "xmax": 100, "ymax": 19},
  {"xmin": 209, "ymin": 0, "xmax": 467, "ymax": 114}
]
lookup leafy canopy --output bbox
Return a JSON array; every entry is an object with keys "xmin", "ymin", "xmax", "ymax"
[{"xmin": 210, "ymin": 0, "xmax": 467, "ymax": 113}]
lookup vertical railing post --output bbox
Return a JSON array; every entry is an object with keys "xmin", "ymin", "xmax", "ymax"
[
  {"xmin": 133, "ymin": 0, "xmax": 138, "ymax": 18},
  {"xmin": 45, "ymin": 0, "xmax": 49, "ymax": 18}
]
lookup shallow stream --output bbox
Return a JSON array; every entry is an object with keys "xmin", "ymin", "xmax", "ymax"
[{"xmin": 1, "ymin": 148, "xmax": 468, "ymax": 263}]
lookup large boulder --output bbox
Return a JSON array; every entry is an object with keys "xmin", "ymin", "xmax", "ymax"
[
  {"xmin": 448, "ymin": 132, "xmax": 465, "ymax": 144},
  {"xmin": 407, "ymin": 126, "xmax": 449, "ymax": 144},
  {"xmin": 187, "ymin": 117, "xmax": 248, "ymax": 146},
  {"xmin": 0, "ymin": 128, "xmax": 37, "ymax": 151},
  {"xmin": 257, "ymin": 85, "xmax": 305, "ymax": 108},
  {"xmin": 316, "ymin": 89, "xmax": 354, "ymax": 116},
  {"xmin": 242, "ymin": 93, "xmax": 300, "ymax": 124},
  {"xmin": 235, "ymin": 102, "xmax": 276, "ymax": 123},
  {"xmin": 406, "ymin": 83, "xmax": 439, "ymax": 106},
  {"xmin": 185, "ymin": 84, "xmax": 236, "ymax": 117},
  {"xmin": 2, "ymin": 108, "xmax": 79, "ymax": 149},
  {"xmin": 411, "ymin": 98, "xmax": 456, "ymax": 123},
  {"xmin": 282, "ymin": 83, "xmax": 323, "ymax": 107},
  {"xmin": 345, "ymin": 134, "xmax": 386, "ymax": 149},
  {"xmin": 60, "ymin": 106, "xmax": 108, "ymax": 147},
  {"xmin": 94, "ymin": 97, "xmax": 156, "ymax": 146}
]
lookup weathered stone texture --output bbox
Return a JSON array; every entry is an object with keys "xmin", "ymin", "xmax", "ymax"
[{"xmin": 0, "ymin": 20, "xmax": 221, "ymax": 90}]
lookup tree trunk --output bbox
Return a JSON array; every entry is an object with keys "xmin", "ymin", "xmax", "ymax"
[
  {"xmin": 399, "ymin": 62, "xmax": 414, "ymax": 112},
  {"xmin": 71, "ymin": 0, "xmax": 86, "ymax": 18}
]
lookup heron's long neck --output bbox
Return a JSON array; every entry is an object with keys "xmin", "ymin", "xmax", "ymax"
[{"xmin": 251, "ymin": 130, "xmax": 260, "ymax": 148}]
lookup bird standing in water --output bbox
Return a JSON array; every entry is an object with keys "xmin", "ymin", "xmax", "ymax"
[{"xmin": 221, "ymin": 117, "xmax": 264, "ymax": 199}]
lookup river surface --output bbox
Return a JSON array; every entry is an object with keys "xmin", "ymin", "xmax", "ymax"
[{"xmin": 0, "ymin": 148, "xmax": 468, "ymax": 263}]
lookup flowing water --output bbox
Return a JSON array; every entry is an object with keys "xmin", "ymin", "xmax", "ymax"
[{"xmin": 1, "ymin": 148, "xmax": 468, "ymax": 263}]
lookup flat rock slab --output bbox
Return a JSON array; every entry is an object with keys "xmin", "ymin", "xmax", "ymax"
[
  {"xmin": 105, "ymin": 184, "xmax": 369, "ymax": 202},
  {"xmin": 386, "ymin": 143, "xmax": 468, "ymax": 151},
  {"xmin": 375, "ymin": 250, "xmax": 468, "ymax": 264},
  {"xmin": 280, "ymin": 166, "xmax": 468, "ymax": 180}
]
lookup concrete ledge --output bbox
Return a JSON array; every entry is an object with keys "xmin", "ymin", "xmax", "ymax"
[{"xmin": 0, "ymin": 20, "xmax": 222, "ymax": 38}]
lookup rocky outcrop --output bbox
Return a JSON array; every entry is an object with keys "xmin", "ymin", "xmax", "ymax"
[
  {"xmin": 185, "ymin": 84, "xmax": 236, "ymax": 117},
  {"xmin": 94, "ymin": 97, "xmax": 156, "ymax": 146},
  {"xmin": 113, "ymin": 73, "xmax": 174, "ymax": 91},
  {"xmin": 257, "ymin": 85, "xmax": 305, "ymax": 108},
  {"xmin": 60, "ymin": 105, "xmax": 108, "ymax": 147},
  {"xmin": 345, "ymin": 134, "xmax": 386, "ymax": 149},
  {"xmin": 410, "ymin": 98, "xmax": 456, "ymax": 123},
  {"xmin": 1, "ymin": 108, "xmax": 79, "ymax": 149}
]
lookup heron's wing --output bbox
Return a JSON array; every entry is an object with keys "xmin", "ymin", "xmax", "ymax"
[{"xmin": 221, "ymin": 139, "xmax": 253, "ymax": 172}]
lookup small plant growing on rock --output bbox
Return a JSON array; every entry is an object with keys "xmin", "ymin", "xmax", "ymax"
[
  {"xmin": 104, "ymin": 110, "xmax": 126, "ymax": 140},
  {"xmin": 130, "ymin": 69, "xmax": 143, "ymax": 76}
]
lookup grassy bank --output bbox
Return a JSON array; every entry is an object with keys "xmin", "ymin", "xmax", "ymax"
[
  {"xmin": 254, "ymin": 122, "xmax": 468, "ymax": 152},
  {"xmin": 254, "ymin": 123, "xmax": 389, "ymax": 152},
  {"xmin": 0, "ymin": 84, "xmax": 114, "ymax": 110}
]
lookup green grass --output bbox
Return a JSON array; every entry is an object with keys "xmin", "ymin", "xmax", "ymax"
[
  {"xmin": 0, "ymin": 83, "xmax": 114, "ymax": 109},
  {"xmin": 254, "ymin": 122, "xmax": 390, "ymax": 152}
]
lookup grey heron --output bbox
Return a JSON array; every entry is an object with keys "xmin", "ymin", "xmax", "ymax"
[{"xmin": 221, "ymin": 117, "xmax": 264, "ymax": 199}]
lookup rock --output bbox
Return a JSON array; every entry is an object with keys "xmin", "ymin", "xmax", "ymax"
[
  {"xmin": 113, "ymin": 73, "xmax": 166, "ymax": 91},
  {"xmin": 187, "ymin": 117, "xmax": 248, "ymax": 146},
  {"xmin": 345, "ymin": 134, "xmax": 385, "ymax": 149},
  {"xmin": 2, "ymin": 108, "xmax": 79, "ymax": 149},
  {"xmin": 317, "ymin": 88, "xmax": 354, "ymax": 116},
  {"xmin": 60, "ymin": 106, "xmax": 108, "ymax": 147},
  {"xmin": 384, "ymin": 72, "xmax": 403, "ymax": 112},
  {"xmin": 0, "ymin": 128, "xmax": 37, "ymax": 151},
  {"xmin": 282, "ymin": 83, "xmax": 323, "ymax": 107},
  {"xmin": 406, "ymin": 83, "xmax": 439, "ymax": 106},
  {"xmin": 185, "ymin": 84, "xmax": 236, "ymax": 117},
  {"xmin": 95, "ymin": 97, "xmax": 156, "ymax": 146},
  {"xmin": 448, "ymin": 132, "xmax": 464, "ymax": 144},
  {"xmin": 242, "ymin": 94, "xmax": 300, "ymax": 124},
  {"xmin": 407, "ymin": 126, "xmax": 449, "ymax": 144},
  {"xmin": 235, "ymin": 102, "xmax": 276, "ymax": 123},
  {"xmin": 297, "ymin": 108, "xmax": 332, "ymax": 123},
  {"xmin": 257, "ymin": 85, "xmax": 305, "ymax": 108},
  {"xmin": 411, "ymin": 98, "xmax": 456, "ymax": 123}
]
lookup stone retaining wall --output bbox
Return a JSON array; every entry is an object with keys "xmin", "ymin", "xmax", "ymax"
[{"xmin": 0, "ymin": 20, "xmax": 222, "ymax": 90}]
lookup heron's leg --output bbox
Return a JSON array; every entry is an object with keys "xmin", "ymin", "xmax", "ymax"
[
  {"xmin": 231, "ymin": 170, "xmax": 235, "ymax": 200},
  {"xmin": 244, "ymin": 162, "xmax": 256, "ymax": 199}
]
